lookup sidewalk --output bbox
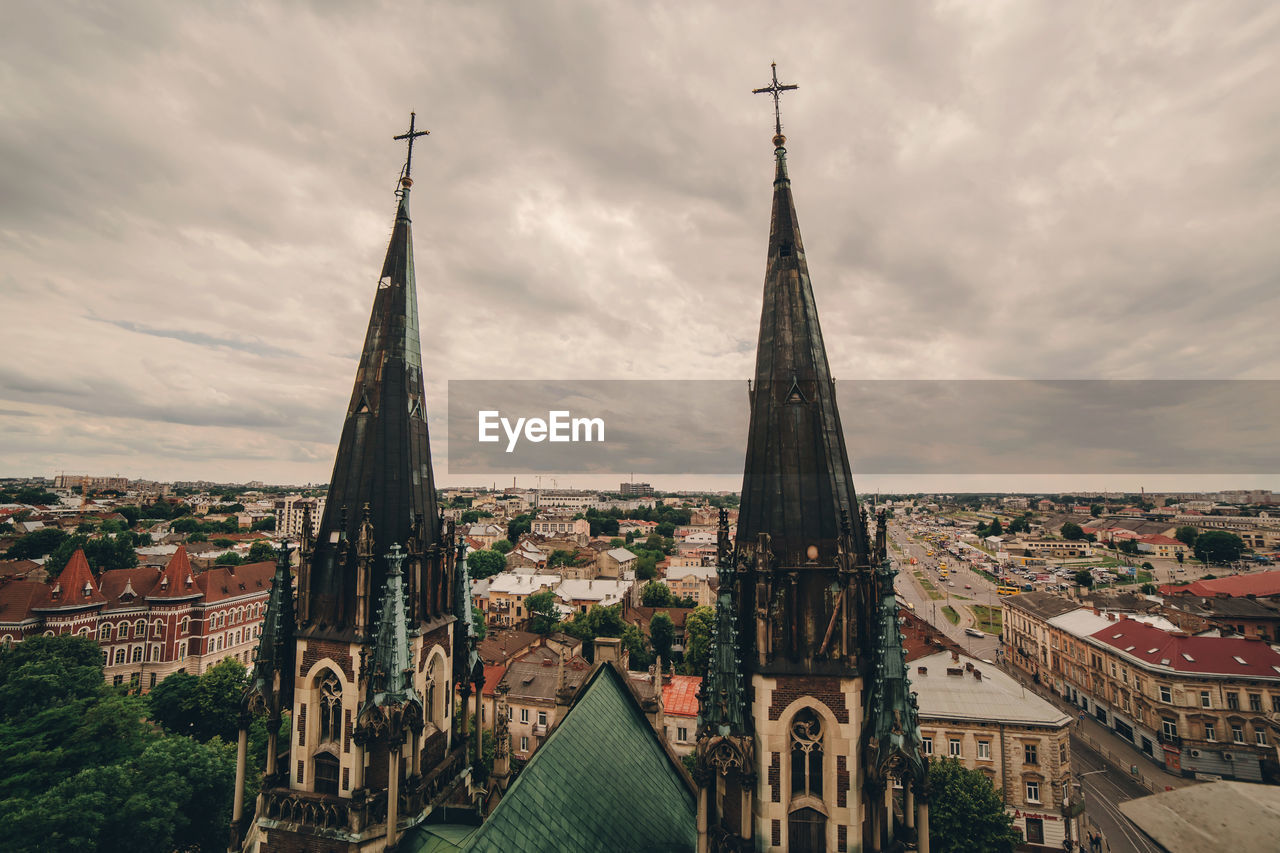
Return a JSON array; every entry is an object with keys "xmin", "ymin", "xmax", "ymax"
[{"xmin": 1008, "ymin": 667, "xmax": 1196, "ymax": 795}]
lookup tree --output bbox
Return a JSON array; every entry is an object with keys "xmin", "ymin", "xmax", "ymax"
[
  {"xmin": 1140, "ymin": 583, "xmax": 1158, "ymax": 594},
  {"xmin": 988, "ymin": 518, "xmax": 1003, "ymax": 536},
  {"xmin": 1176, "ymin": 550, "xmax": 1184, "ymax": 564},
  {"xmin": 1116, "ymin": 540, "xmax": 1140, "ymax": 556},
  {"xmin": 4, "ymin": 526, "xmax": 69, "ymax": 560},
  {"xmin": 621, "ymin": 623, "xmax": 653, "ymax": 670},
  {"xmin": 472, "ymin": 607, "xmax": 488, "ymax": 641},
  {"xmin": 548, "ymin": 549, "xmax": 581, "ymax": 568},
  {"xmin": 1194, "ymin": 530, "xmax": 1245, "ymax": 565},
  {"xmin": 649, "ymin": 612, "xmax": 675, "ymax": 665},
  {"xmin": 927, "ymin": 757, "xmax": 1022, "ymax": 853},
  {"xmin": 634, "ymin": 553, "xmax": 659, "ymax": 581},
  {"xmin": 212, "ymin": 537, "xmax": 235, "ymax": 548},
  {"xmin": 214, "ymin": 552, "xmax": 244, "ymax": 566},
  {"xmin": 251, "ymin": 515, "xmax": 276, "ymax": 532},
  {"xmin": 247, "ymin": 540, "xmax": 276, "ymax": 563},
  {"xmin": 460, "ymin": 509, "xmax": 494, "ymax": 524},
  {"xmin": 1175, "ymin": 525, "xmax": 1200, "ymax": 548},
  {"xmin": 467, "ymin": 549, "xmax": 507, "ymax": 579},
  {"xmin": 491, "ymin": 539, "xmax": 512, "ymax": 554},
  {"xmin": 1060, "ymin": 522, "xmax": 1085, "ymax": 541},
  {"xmin": 1074, "ymin": 569, "xmax": 1094, "ymax": 589},
  {"xmin": 44, "ymin": 534, "xmax": 138, "ymax": 578},
  {"xmin": 526, "ymin": 590, "xmax": 559, "ymax": 634},
  {"xmin": 1090, "ymin": 504, "xmax": 1104, "ymax": 517},
  {"xmin": 507, "ymin": 514, "xmax": 534, "ymax": 543},
  {"xmin": 682, "ymin": 606, "xmax": 715, "ymax": 676},
  {"xmin": 641, "ymin": 580, "xmax": 676, "ymax": 608}
]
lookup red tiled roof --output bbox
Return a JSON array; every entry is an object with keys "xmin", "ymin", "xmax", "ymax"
[
  {"xmin": 1141, "ymin": 535, "xmax": 1184, "ymax": 546},
  {"xmin": 195, "ymin": 561, "xmax": 274, "ymax": 603},
  {"xmin": 662, "ymin": 674, "xmax": 700, "ymax": 718},
  {"xmin": 35, "ymin": 549, "xmax": 106, "ymax": 610},
  {"xmin": 0, "ymin": 579, "xmax": 46, "ymax": 624},
  {"xmin": 480, "ymin": 664, "xmax": 508, "ymax": 697},
  {"xmin": 1158, "ymin": 571, "xmax": 1280, "ymax": 599},
  {"xmin": 149, "ymin": 546, "xmax": 201, "ymax": 599},
  {"xmin": 1090, "ymin": 618, "xmax": 1280, "ymax": 678},
  {"xmin": 99, "ymin": 567, "xmax": 163, "ymax": 609}
]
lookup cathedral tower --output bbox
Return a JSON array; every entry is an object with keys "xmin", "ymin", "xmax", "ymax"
[
  {"xmin": 232, "ymin": 114, "xmax": 483, "ymax": 853},
  {"xmin": 696, "ymin": 67, "xmax": 927, "ymax": 853}
]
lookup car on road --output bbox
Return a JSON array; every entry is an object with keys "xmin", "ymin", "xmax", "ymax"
[
  {"xmin": 964, "ymin": 584, "xmax": 971, "ymax": 589},
  {"xmin": 964, "ymin": 628, "xmax": 985, "ymax": 638}
]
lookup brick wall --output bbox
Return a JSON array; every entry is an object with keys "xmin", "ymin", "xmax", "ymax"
[
  {"xmin": 298, "ymin": 639, "xmax": 354, "ymax": 682},
  {"xmin": 767, "ymin": 675, "xmax": 849, "ymax": 723}
]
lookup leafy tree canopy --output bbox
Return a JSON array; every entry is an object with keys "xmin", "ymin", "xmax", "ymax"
[
  {"xmin": 4, "ymin": 526, "xmax": 69, "ymax": 560},
  {"xmin": 641, "ymin": 580, "xmax": 675, "ymax": 608},
  {"xmin": 649, "ymin": 611, "xmax": 675, "ymax": 665},
  {"xmin": 466, "ymin": 549, "xmax": 507, "ymax": 579},
  {"xmin": 526, "ymin": 590, "xmax": 559, "ymax": 634},
  {"xmin": 44, "ymin": 533, "xmax": 138, "ymax": 579},
  {"xmin": 247, "ymin": 540, "xmax": 276, "ymax": 563},
  {"xmin": 1060, "ymin": 522, "xmax": 1085, "ymax": 541},
  {"xmin": 1194, "ymin": 530, "xmax": 1245, "ymax": 565},
  {"xmin": 214, "ymin": 552, "xmax": 244, "ymax": 566},
  {"xmin": 682, "ymin": 606, "xmax": 715, "ymax": 676},
  {"xmin": 927, "ymin": 757, "xmax": 1022, "ymax": 853},
  {"xmin": 491, "ymin": 539, "xmax": 512, "ymax": 554},
  {"xmin": 1074, "ymin": 569, "xmax": 1095, "ymax": 589},
  {"xmin": 1175, "ymin": 525, "xmax": 1200, "ymax": 547}
]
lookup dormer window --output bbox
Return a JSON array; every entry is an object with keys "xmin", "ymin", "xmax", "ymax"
[{"xmin": 82, "ymin": 582, "xmax": 92, "ymax": 598}]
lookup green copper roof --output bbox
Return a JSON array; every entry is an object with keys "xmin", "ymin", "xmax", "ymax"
[
  {"xmin": 462, "ymin": 664, "xmax": 696, "ymax": 853},
  {"xmin": 363, "ymin": 545, "xmax": 420, "ymax": 710},
  {"xmin": 699, "ymin": 509, "xmax": 748, "ymax": 737},
  {"xmin": 244, "ymin": 543, "xmax": 296, "ymax": 712}
]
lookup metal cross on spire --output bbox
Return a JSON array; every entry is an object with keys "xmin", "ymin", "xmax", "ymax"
[
  {"xmin": 752, "ymin": 62, "xmax": 798, "ymax": 140},
  {"xmin": 393, "ymin": 111, "xmax": 430, "ymax": 184}
]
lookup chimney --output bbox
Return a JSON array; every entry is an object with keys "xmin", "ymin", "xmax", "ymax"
[
  {"xmin": 965, "ymin": 662, "xmax": 974, "ymax": 672},
  {"xmin": 951, "ymin": 650, "xmax": 960, "ymax": 662},
  {"xmin": 973, "ymin": 669, "xmax": 983, "ymax": 681},
  {"xmin": 594, "ymin": 636, "xmax": 623, "ymax": 666},
  {"xmin": 917, "ymin": 666, "xmax": 928, "ymax": 676}
]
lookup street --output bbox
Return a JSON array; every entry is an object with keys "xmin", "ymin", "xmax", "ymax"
[{"xmin": 1072, "ymin": 734, "xmax": 1161, "ymax": 853}]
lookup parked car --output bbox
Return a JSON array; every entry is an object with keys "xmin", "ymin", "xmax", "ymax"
[{"xmin": 964, "ymin": 628, "xmax": 985, "ymax": 638}]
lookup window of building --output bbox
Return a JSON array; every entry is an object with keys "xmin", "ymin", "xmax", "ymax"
[
  {"xmin": 1232, "ymin": 725, "xmax": 1245, "ymax": 744},
  {"xmin": 790, "ymin": 708, "xmax": 824, "ymax": 798},
  {"xmin": 1201, "ymin": 690, "xmax": 1211, "ymax": 709},
  {"xmin": 114, "ymin": 648, "xmax": 125, "ymax": 665},
  {"xmin": 317, "ymin": 670, "xmax": 343, "ymax": 744},
  {"xmin": 131, "ymin": 647, "xmax": 142, "ymax": 663},
  {"xmin": 1272, "ymin": 695, "xmax": 1280, "ymax": 713},
  {"xmin": 1024, "ymin": 743, "xmax": 1038, "ymax": 765},
  {"xmin": 537, "ymin": 711, "xmax": 547, "ymax": 727},
  {"xmin": 507, "ymin": 706, "xmax": 513, "ymax": 721},
  {"xmin": 1159, "ymin": 685, "xmax": 1172, "ymax": 703},
  {"xmin": 314, "ymin": 753, "xmax": 339, "ymax": 796},
  {"xmin": 949, "ymin": 738, "xmax": 962, "ymax": 757},
  {"xmin": 134, "ymin": 619, "xmax": 146, "ymax": 637},
  {"xmin": 1226, "ymin": 692, "xmax": 1240, "ymax": 710},
  {"xmin": 1162, "ymin": 718, "xmax": 1178, "ymax": 740},
  {"xmin": 520, "ymin": 708, "xmax": 529, "ymax": 724},
  {"xmin": 102, "ymin": 625, "xmax": 113, "ymax": 641},
  {"xmin": 149, "ymin": 673, "xmax": 157, "ymax": 689},
  {"xmin": 1205, "ymin": 723, "xmax": 1216, "ymax": 742},
  {"xmin": 977, "ymin": 741, "xmax": 990, "ymax": 760},
  {"xmin": 1059, "ymin": 741, "xmax": 1067, "ymax": 763},
  {"xmin": 1026, "ymin": 817, "xmax": 1045, "ymax": 844},
  {"xmin": 921, "ymin": 737, "xmax": 933, "ymax": 756},
  {"xmin": 1249, "ymin": 694, "xmax": 1263, "ymax": 712},
  {"xmin": 520, "ymin": 736, "xmax": 528, "ymax": 752},
  {"xmin": 112, "ymin": 674, "xmax": 123, "ymax": 686},
  {"xmin": 1257, "ymin": 730, "xmax": 1268, "ymax": 746},
  {"xmin": 677, "ymin": 727, "xmax": 689, "ymax": 742},
  {"xmin": 1026, "ymin": 781, "xmax": 1041, "ymax": 803}
]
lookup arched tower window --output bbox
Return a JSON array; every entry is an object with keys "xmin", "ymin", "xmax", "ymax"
[
  {"xmin": 790, "ymin": 708, "xmax": 824, "ymax": 798},
  {"xmin": 316, "ymin": 670, "xmax": 343, "ymax": 744}
]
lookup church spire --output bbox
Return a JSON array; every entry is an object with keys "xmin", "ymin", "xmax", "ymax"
[
  {"xmin": 299, "ymin": 114, "xmax": 444, "ymax": 638},
  {"xmin": 737, "ymin": 64, "xmax": 870, "ymax": 570},
  {"xmin": 698, "ymin": 509, "xmax": 749, "ymax": 738}
]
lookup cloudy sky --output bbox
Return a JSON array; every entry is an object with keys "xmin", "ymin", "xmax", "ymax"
[{"xmin": 2, "ymin": 1, "xmax": 1277, "ymax": 493}]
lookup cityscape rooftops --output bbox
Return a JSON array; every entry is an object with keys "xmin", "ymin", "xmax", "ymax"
[{"xmin": 1159, "ymin": 570, "xmax": 1280, "ymax": 599}]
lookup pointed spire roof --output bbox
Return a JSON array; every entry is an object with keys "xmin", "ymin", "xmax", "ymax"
[
  {"xmin": 698, "ymin": 510, "xmax": 748, "ymax": 737},
  {"xmin": 735, "ymin": 126, "xmax": 870, "ymax": 567},
  {"xmin": 245, "ymin": 543, "xmax": 297, "ymax": 713},
  {"xmin": 149, "ymin": 546, "xmax": 200, "ymax": 600},
  {"xmin": 862, "ymin": 512, "xmax": 926, "ymax": 786},
  {"xmin": 302, "ymin": 155, "xmax": 442, "ymax": 636},
  {"xmin": 363, "ymin": 545, "xmax": 421, "ymax": 711},
  {"xmin": 38, "ymin": 548, "xmax": 105, "ymax": 609}
]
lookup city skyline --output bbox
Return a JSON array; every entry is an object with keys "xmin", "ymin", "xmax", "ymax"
[{"xmin": 3, "ymin": 3, "xmax": 1278, "ymax": 489}]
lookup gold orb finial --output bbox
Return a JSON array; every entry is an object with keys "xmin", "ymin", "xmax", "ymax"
[
  {"xmin": 400, "ymin": 176, "xmax": 413, "ymax": 188},
  {"xmin": 773, "ymin": 133, "xmax": 786, "ymax": 148}
]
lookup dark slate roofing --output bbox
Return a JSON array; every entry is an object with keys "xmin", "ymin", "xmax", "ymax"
[
  {"xmin": 1004, "ymin": 591, "xmax": 1080, "ymax": 621},
  {"xmin": 734, "ymin": 140, "xmax": 869, "ymax": 567},
  {"xmin": 302, "ymin": 182, "xmax": 442, "ymax": 637},
  {"xmin": 462, "ymin": 664, "xmax": 696, "ymax": 853}
]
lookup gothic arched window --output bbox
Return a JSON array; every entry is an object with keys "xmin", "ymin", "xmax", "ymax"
[
  {"xmin": 790, "ymin": 708, "xmax": 824, "ymax": 798},
  {"xmin": 317, "ymin": 671, "xmax": 343, "ymax": 744}
]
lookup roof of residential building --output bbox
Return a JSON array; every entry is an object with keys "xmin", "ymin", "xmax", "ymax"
[
  {"xmin": 498, "ymin": 647, "xmax": 590, "ymax": 703},
  {"xmin": 33, "ymin": 549, "xmax": 105, "ymax": 610},
  {"xmin": 555, "ymin": 578, "xmax": 630, "ymax": 605},
  {"xmin": 912, "ymin": 650, "xmax": 1070, "ymax": 728},
  {"xmin": 1003, "ymin": 591, "xmax": 1080, "ymax": 621},
  {"xmin": 663, "ymin": 675, "xmax": 701, "ymax": 718},
  {"xmin": 1159, "ymin": 571, "xmax": 1280, "ymax": 599},
  {"xmin": 476, "ymin": 629, "xmax": 540, "ymax": 665},
  {"xmin": 605, "ymin": 547, "xmax": 637, "ymax": 563},
  {"xmin": 1163, "ymin": 594, "xmax": 1280, "ymax": 620},
  {"xmin": 195, "ymin": 561, "xmax": 274, "ymax": 604},
  {"xmin": 1089, "ymin": 618, "xmax": 1280, "ymax": 679},
  {"xmin": 0, "ymin": 579, "xmax": 45, "ymax": 625},
  {"xmin": 1049, "ymin": 609, "xmax": 1178, "ymax": 639},
  {"xmin": 1118, "ymin": 780, "xmax": 1280, "ymax": 853},
  {"xmin": 486, "ymin": 573, "xmax": 560, "ymax": 595}
]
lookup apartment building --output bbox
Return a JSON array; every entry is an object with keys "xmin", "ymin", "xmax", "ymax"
[
  {"xmin": 913, "ymin": 650, "xmax": 1073, "ymax": 850},
  {"xmin": 1005, "ymin": 593, "xmax": 1280, "ymax": 783}
]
